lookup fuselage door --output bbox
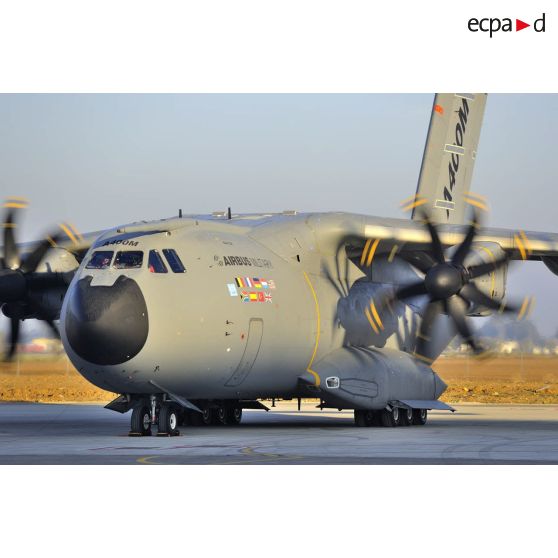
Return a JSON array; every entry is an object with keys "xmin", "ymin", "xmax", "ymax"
[{"xmin": 225, "ymin": 318, "xmax": 264, "ymax": 387}]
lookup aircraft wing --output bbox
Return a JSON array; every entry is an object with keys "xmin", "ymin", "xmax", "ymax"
[
  {"xmin": 308, "ymin": 213, "xmax": 558, "ymax": 270},
  {"xmin": 15, "ymin": 229, "xmax": 104, "ymax": 263}
]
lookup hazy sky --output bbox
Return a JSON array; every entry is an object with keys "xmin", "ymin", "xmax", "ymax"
[{"xmin": 1, "ymin": 94, "xmax": 558, "ymax": 334}]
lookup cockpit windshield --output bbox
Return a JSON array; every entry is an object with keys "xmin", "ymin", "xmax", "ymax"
[
  {"xmin": 162, "ymin": 249, "xmax": 186, "ymax": 273},
  {"xmin": 148, "ymin": 250, "xmax": 168, "ymax": 273},
  {"xmin": 114, "ymin": 251, "xmax": 144, "ymax": 269},
  {"xmin": 85, "ymin": 251, "xmax": 114, "ymax": 269}
]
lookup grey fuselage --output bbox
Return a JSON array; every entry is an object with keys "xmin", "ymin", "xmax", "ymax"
[{"xmin": 59, "ymin": 212, "xmax": 456, "ymax": 407}]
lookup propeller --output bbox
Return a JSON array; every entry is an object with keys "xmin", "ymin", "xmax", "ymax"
[
  {"xmin": 0, "ymin": 200, "xmax": 66, "ymax": 360},
  {"xmin": 387, "ymin": 210, "xmax": 516, "ymax": 360}
]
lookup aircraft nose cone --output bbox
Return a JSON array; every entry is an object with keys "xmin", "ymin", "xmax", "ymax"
[{"xmin": 65, "ymin": 275, "xmax": 149, "ymax": 365}]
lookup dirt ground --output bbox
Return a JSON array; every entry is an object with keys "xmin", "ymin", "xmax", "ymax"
[
  {"xmin": 0, "ymin": 358, "xmax": 116, "ymax": 403},
  {"xmin": 1, "ymin": 355, "xmax": 558, "ymax": 404},
  {"xmin": 434, "ymin": 356, "xmax": 558, "ymax": 404}
]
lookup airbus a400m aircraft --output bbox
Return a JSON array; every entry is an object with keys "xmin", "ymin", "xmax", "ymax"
[{"xmin": 1, "ymin": 93, "xmax": 557, "ymax": 436}]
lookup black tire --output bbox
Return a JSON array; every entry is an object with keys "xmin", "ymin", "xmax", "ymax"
[
  {"xmin": 158, "ymin": 404, "xmax": 180, "ymax": 435},
  {"xmin": 354, "ymin": 410, "xmax": 375, "ymax": 427},
  {"xmin": 131, "ymin": 404, "xmax": 152, "ymax": 436},
  {"xmin": 354, "ymin": 410, "xmax": 367, "ymax": 427},
  {"xmin": 380, "ymin": 407, "xmax": 401, "ymax": 427},
  {"xmin": 413, "ymin": 408, "xmax": 428, "ymax": 425},
  {"xmin": 216, "ymin": 406, "xmax": 229, "ymax": 426},
  {"xmin": 400, "ymin": 407, "xmax": 414, "ymax": 426},
  {"xmin": 201, "ymin": 407, "xmax": 215, "ymax": 425},
  {"xmin": 226, "ymin": 407, "xmax": 242, "ymax": 425},
  {"xmin": 368, "ymin": 411, "xmax": 381, "ymax": 426}
]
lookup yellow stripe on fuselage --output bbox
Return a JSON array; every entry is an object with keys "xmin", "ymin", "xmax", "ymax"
[{"xmin": 303, "ymin": 271, "xmax": 321, "ymax": 387}]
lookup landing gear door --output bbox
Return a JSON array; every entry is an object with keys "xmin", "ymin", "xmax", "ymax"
[{"xmin": 225, "ymin": 318, "xmax": 264, "ymax": 387}]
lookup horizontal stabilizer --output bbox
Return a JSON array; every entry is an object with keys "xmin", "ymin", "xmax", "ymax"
[{"xmin": 394, "ymin": 399, "xmax": 455, "ymax": 412}]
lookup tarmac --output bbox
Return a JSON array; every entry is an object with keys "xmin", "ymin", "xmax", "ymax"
[{"xmin": 0, "ymin": 401, "xmax": 557, "ymax": 464}]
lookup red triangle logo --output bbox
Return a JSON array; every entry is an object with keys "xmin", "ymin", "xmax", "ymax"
[{"xmin": 516, "ymin": 19, "xmax": 530, "ymax": 31}]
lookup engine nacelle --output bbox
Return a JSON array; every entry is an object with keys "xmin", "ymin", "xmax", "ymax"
[
  {"xmin": 464, "ymin": 241, "xmax": 508, "ymax": 316},
  {"xmin": 31, "ymin": 248, "xmax": 79, "ymax": 319}
]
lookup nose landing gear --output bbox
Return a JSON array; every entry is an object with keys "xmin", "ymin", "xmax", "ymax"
[
  {"xmin": 157, "ymin": 403, "xmax": 180, "ymax": 436},
  {"xmin": 129, "ymin": 397, "xmax": 181, "ymax": 437},
  {"xmin": 128, "ymin": 398, "xmax": 245, "ymax": 436},
  {"xmin": 130, "ymin": 404, "xmax": 152, "ymax": 436}
]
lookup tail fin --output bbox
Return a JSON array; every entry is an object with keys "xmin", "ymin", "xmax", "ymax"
[{"xmin": 410, "ymin": 93, "xmax": 488, "ymax": 224}]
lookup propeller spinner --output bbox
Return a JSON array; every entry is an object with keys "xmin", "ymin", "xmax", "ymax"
[{"xmin": 389, "ymin": 211, "xmax": 517, "ymax": 360}]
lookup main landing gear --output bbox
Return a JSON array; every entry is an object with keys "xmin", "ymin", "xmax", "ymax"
[
  {"xmin": 354, "ymin": 407, "xmax": 428, "ymax": 428},
  {"xmin": 194, "ymin": 404, "xmax": 243, "ymax": 426},
  {"xmin": 129, "ymin": 397, "xmax": 243, "ymax": 436}
]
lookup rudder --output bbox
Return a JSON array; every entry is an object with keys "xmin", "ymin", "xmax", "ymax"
[{"xmin": 410, "ymin": 93, "xmax": 488, "ymax": 224}]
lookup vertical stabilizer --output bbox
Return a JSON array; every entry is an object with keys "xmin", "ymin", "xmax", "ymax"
[{"xmin": 411, "ymin": 93, "xmax": 487, "ymax": 224}]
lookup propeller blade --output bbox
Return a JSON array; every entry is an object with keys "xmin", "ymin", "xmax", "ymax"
[
  {"xmin": 6, "ymin": 316, "xmax": 20, "ymax": 360},
  {"xmin": 451, "ymin": 212, "xmax": 479, "ymax": 266},
  {"xmin": 20, "ymin": 233, "xmax": 61, "ymax": 274},
  {"xmin": 43, "ymin": 318, "xmax": 60, "ymax": 339},
  {"xmin": 26, "ymin": 298, "xmax": 56, "ymax": 322},
  {"xmin": 398, "ymin": 252, "xmax": 436, "ymax": 274},
  {"xmin": 445, "ymin": 295, "xmax": 484, "ymax": 354},
  {"xmin": 415, "ymin": 300, "xmax": 443, "ymax": 358},
  {"xmin": 3, "ymin": 210, "xmax": 21, "ymax": 270},
  {"xmin": 467, "ymin": 255, "xmax": 509, "ymax": 280},
  {"xmin": 321, "ymin": 264, "xmax": 347, "ymax": 299},
  {"xmin": 420, "ymin": 212, "xmax": 445, "ymax": 264},
  {"xmin": 395, "ymin": 281, "xmax": 428, "ymax": 301},
  {"xmin": 459, "ymin": 283, "xmax": 517, "ymax": 313}
]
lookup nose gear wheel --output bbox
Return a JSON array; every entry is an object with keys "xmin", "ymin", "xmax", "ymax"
[{"xmin": 130, "ymin": 405, "xmax": 152, "ymax": 436}]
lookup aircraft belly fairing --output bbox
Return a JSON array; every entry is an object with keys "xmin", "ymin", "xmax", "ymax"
[{"xmin": 307, "ymin": 346, "xmax": 447, "ymax": 411}]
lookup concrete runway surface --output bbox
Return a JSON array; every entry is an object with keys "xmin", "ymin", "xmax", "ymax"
[{"xmin": 0, "ymin": 401, "xmax": 557, "ymax": 464}]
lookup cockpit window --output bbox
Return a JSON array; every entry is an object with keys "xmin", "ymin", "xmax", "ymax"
[
  {"xmin": 148, "ymin": 250, "xmax": 168, "ymax": 273},
  {"xmin": 114, "ymin": 251, "xmax": 144, "ymax": 269},
  {"xmin": 85, "ymin": 251, "xmax": 114, "ymax": 269},
  {"xmin": 162, "ymin": 249, "xmax": 186, "ymax": 273}
]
